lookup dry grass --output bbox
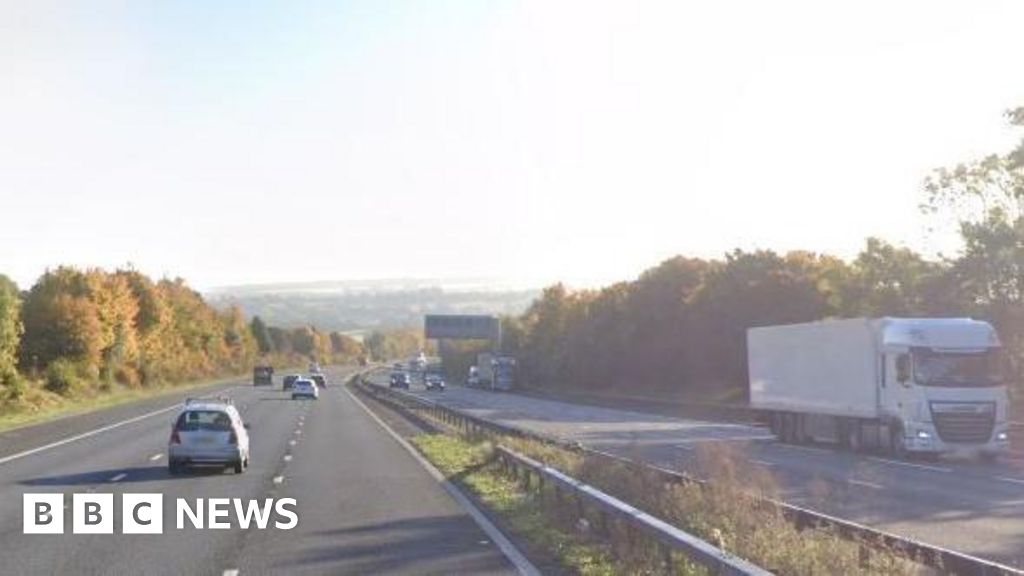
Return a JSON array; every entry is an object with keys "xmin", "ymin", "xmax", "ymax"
[{"xmin": 416, "ymin": 406, "xmax": 923, "ymax": 576}]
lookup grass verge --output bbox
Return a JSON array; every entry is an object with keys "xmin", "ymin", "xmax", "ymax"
[
  {"xmin": 412, "ymin": 433, "xmax": 634, "ymax": 576},
  {"xmin": 400, "ymin": 397, "xmax": 922, "ymax": 575},
  {"xmin": 0, "ymin": 374, "xmax": 246, "ymax": 434}
]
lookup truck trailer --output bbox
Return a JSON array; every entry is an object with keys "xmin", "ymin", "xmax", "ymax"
[
  {"xmin": 748, "ymin": 318, "xmax": 1010, "ymax": 459},
  {"xmin": 474, "ymin": 353, "xmax": 517, "ymax": 391}
]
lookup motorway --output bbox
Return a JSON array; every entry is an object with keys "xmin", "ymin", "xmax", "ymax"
[
  {"xmin": 368, "ymin": 374, "xmax": 1024, "ymax": 568},
  {"xmin": 0, "ymin": 368, "xmax": 524, "ymax": 576}
]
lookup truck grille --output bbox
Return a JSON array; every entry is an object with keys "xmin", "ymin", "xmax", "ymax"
[{"xmin": 930, "ymin": 402, "xmax": 995, "ymax": 443}]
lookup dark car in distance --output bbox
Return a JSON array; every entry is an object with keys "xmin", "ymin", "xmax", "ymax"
[
  {"xmin": 253, "ymin": 365, "xmax": 273, "ymax": 386},
  {"xmin": 282, "ymin": 374, "xmax": 301, "ymax": 391},
  {"xmin": 389, "ymin": 371, "xmax": 411, "ymax": 389}
]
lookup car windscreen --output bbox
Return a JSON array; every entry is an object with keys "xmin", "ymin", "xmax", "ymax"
[{"xmin": 176, "ymin": 410, "xmax": 233, "ymax": 432}]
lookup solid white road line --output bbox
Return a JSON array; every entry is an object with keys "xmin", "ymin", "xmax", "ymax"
[
  {"xmin": 866, "ymin": 457, "xmax": 951, "ymax": 473},
  {"xmin": 0, "ymin": 385, "xmax": 239, "ymax": 467},
  {"xmin": 109, "ymin": 473, "xmax": 127, "ymax": 482},
  {"xmin": 749, "ymin": 459, "xmax": 776, "ymax": 467},
  {"xmin": 848, "ymin": 479, "xmax": 884, "ymax": 490},
  {"xmin": 343, "ymin": 386, "xmax": 540, "ymax": 576},
  {"xmin": 995, "ymin": 476, "xmax": 1024, "ymax": 486},
  {"xmin": 149, "ymin": 453, "xmax": 163, "ymax": 461}
]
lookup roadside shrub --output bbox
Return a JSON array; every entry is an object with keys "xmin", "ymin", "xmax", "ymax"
[{"xmin": 45, "ymin": 359, "xmax": 85, "ymax": 396}]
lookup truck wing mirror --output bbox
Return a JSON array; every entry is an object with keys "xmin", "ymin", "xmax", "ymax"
[{"xmin": 896, "ymin": 354, "xmax": 911, "ymax": 384}]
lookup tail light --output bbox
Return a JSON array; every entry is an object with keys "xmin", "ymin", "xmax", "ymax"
[
  {"xmin": 228, "ymin": 430, "xmax": 238, "ymax": 445},
  {"xmin": 169, "ymin": 427, "xmax": 181, "ymax": 445}
]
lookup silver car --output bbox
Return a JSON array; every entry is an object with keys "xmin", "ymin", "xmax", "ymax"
[
  {"xmin": 291, "ymin": 379, "xmax": 319, "ymax": 400},
  {"xmin": 168, "ymin": 398, "xmax": 250, "ymax": 474}
]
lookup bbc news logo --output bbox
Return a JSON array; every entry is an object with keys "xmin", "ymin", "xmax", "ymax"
[{"xmin": 24, "ymin": 494, "xmax": 298, "ymax": 534}]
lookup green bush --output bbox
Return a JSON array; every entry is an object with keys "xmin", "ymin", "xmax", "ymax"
[{"xmin": 45, "ymin": 359, "xmax": 85, "ymax": 396}]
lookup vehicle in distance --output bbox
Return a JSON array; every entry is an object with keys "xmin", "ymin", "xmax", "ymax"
[
  {"xmin": 253, "ymin": 364, "xmax": 273, "ymax": 386},
  {"xmin": 425, "ymin": 372, "xmax": 445, "ymax": 391},
  {"xmin": 389, "ymin": 371, "xmax": 411, "ymax": 389},
  {"xmin": 466, "ymin": 365, "xmax": 481, "ymax": 387},
  {"xmin": 392, "ymin": 362, "xmax": 404, "ymax": 371},
  {"xmin": 748, "ymin": 317, "xmax": 1010, "ymax": 459},
  {"xmin": 282, "ymin": 374, "xmax": 301, "ymax": 390},
  {"xmin": 291, "ymin": 379, "xmax": 319, "ymax": 400},
  {"xmin": 309, "ymin": 360, "xmax": 321, "ymax": 373},
  {"xmin": 309, "ymin": 373, "xmax": 327, "ymax": 388},
  {"xmin": 409, "ymin": 351, "xmax": 427, "ymax": 372},
  {"xmin": 475, "ymin": 353, "xmax": 517, "ymax": 391},
  {"xmin": 168, "ymin": 397, "xmax": 250, "ymax": 474}
]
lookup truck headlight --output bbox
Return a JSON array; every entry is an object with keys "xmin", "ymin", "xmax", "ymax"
[
  {"xmin": 916, "ymin": 430, "xmax": 931, "ymax": 440},
  {"xmin": 997, "ymin": 431, "xmax": 1008, "ymax": 441}
]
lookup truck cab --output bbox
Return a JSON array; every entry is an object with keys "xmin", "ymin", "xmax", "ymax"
[{"xmin": 877, "ymin": 318, "xmax": 1009, "ymax": 458}]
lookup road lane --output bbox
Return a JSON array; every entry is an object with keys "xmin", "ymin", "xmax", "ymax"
[
  {"xmin": 0, "ymin": 368, "xmax": 521, "ymax": 575},
  {"xmin": 236, "ymin": 377, "xmax": 516, "ymax": 575},
  {"xmin": 371, "ymin": 375, "xmax": 1024, "ymax": 567}
]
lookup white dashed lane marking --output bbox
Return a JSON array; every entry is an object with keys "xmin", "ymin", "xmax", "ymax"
[
  {"xmin": 272, "ymin": 476, "xmax": 284, "ymax": 485},
  {"xmin": 283, "ymin": 454, "xmax": 292, "ymax": 462},
  {"xmin": 848, "ymin": 479, "xmax": 884, "ymax": 490}
]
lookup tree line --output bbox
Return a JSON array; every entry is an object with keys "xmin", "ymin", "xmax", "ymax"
[
  {"xmin": 501, "ymin": 106, "xmax": 1024, "ymax": 401},
  {"xmin": 0, "ymin": 267, "xmax": 368, "ymax": 401}
]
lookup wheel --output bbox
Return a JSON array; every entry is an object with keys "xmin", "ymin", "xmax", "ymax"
[
  {"xmin": 780, "ymin": 413, "xmax": 795, "ymax": 443},
  {"xmin": 291, "ymin": 394, "xmax": 298, "ymax": 400},
  {"xmin": 888, "ymin": 424, "xmax": 906, "ymax": 459},
  {"xmin": 168, "ymin": 459, "xmax": 182, "ymax": 475},
  {"xmin": 233, "ymin": 459, "xmax": 244, "ymax": 474},
  {"xmin": 844, "ymin": 420, "xmax": 863, "ymax": 453}
]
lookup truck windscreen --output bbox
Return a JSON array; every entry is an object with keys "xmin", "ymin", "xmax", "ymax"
[{"xmin": 912, "ymin": 348, "xmax": 1003, "ymax": 387}]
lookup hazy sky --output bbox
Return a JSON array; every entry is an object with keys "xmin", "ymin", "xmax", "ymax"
[{"xmin": 2, "ymin": 1, "xmax": 1024, "ymax": 290}]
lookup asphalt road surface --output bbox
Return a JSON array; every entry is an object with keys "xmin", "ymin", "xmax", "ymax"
[
  {"xmin": 0, "ymin": 368, "xmax": 522, "ymax": 576},
  {"xmin": 371, "ymin": 374, "xmax": 1024, "ymax": 568}
]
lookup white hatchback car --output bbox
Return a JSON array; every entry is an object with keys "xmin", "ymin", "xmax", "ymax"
[
  {"xmin": 291, "ymin": 379, "xmax": 319, "ymax": 400},
  {"xmin": 168, "ymin": 397, "xmax": 250, "ymax": 474}
]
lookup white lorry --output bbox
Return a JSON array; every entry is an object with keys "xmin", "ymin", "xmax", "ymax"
[
  {"xmin": 748, "ymin": 318, "xmax": 1010, "ymax": 459},
  {"xmin": 474, "ymin": 353, "xmax": 516, "ymax": 391}
]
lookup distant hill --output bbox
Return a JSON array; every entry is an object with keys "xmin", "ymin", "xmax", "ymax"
[{"xmin": 204, "ymin": 279, "xmax": 540, "ymax": 332}]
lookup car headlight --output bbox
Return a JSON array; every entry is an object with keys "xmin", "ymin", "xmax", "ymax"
[
  {"xmin": 997, "ymin": 431, "xmax": 1008, "ymax": 441},
  {"xmin": 916, "ymin": 430, "xmax": 931, "ymax": 440}
]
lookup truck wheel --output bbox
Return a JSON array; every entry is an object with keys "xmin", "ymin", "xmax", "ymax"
[
  {"xmin": 888, "ymin": 424, "xmax": 906, "ymax": 459},
  {"xmin": 781, "ymin": 413, "xmax": 796, "ymax": 443},
  {"xmin": 844, "ymin": 420, "xmax": 862, "ymax": 453}
]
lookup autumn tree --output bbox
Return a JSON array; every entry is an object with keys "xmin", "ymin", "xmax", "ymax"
[
  {"xmin": 250, "ymin": 315, "xmax": 272, "ymax": 355},
  {"xmin": 0, "ymin": 275, "xmax": 22, "ymax": 386}
]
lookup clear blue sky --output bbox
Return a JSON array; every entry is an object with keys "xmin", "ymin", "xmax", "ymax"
[{"xmin": 2, "ymin": 1, "xmax": 1023, "ymax": 290}]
